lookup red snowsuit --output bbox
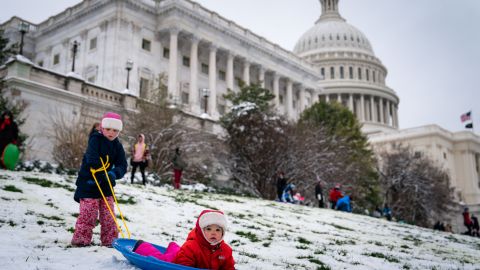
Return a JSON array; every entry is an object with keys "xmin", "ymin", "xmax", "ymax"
[
  {"xmin": 174, "ymin": 211, "xmax": 235, "ymax": 270},
  {"xmin": 329, "ymin": 188, "xmax": 343, "ymax": 208}
]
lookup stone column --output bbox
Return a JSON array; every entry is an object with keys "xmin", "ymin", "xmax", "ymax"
[
  {"xmin": 348, "ymin": 93, "xmax": 354, "ymax": 111},
  {"xmin": 286, "ymin": 79, "xmax": 293, "ymax": 119},
  {"xmin": 386, "ymin": 100, "xmax": 391, "ymax": 126},
  {"xmin": 189, "ymin": 35, "xmax": 200, "ymax": 114},
  {"xmin": 393, "ymin": 104, "xmax": 399, "ymax": 128},
  {"xmin": 167, "ymin": 28, "xmax": 180, "ymax": 102},
  {"xmin": 273, "ymin": 73, "xmax": 280, "ymax": 109},
  {"xmin": 360, "ymin": 94, "xmax": 365, "ymax": 121},
  {"xmin": 243, "ymin": 60, "xmax": 250, "ymax": 86},
  {"xmin": 259, "ymin": 67, "xmax": 265, "ymax": 88},
  {"xmin": 337, "ymin": 93, "xmax": 341, "ymax": 104},
  {"xmin": 208, "ymin": 45, "xmax": 217, "ymax": 117},
  {"xmin": 379, "ymin": 98, "xmax": 384, "ymax": 124},
  {"xmin": 370, "ymin": 96, "xmax": 375, "ymax": 122},
  {"xmin": 226, "ymin": 52, "xmax": 235, "ymax": 91},
  {"xmin": 299, "ymin": 85, "xmax": 306, "ymax": 112}
]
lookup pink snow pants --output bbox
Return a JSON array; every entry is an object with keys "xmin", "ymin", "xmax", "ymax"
[{"xmin": 71, "ymin": 197, "xmax": 118, "ymax": 246}]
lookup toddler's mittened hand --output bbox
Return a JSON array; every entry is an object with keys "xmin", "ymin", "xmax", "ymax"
[{"xmin": 107, "ymin": 171, "xmax": 117, "ymax": 186}]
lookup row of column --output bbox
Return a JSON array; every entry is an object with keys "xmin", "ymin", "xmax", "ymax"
[
  {"xmin": 323, "ymin": 93, "xmax": 398, "ymax": 128},
  {"xmin": 166, "ymin": 28, "xmax": 318, "ymax": 119}
]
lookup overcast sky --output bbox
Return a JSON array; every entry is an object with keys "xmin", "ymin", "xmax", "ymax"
[{"xmin": 1, "ymin": 0, "xmax": 479, "ymax": 132}]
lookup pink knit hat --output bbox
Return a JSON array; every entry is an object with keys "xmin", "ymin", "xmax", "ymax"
[{"xmin": 101, "ymin": 112, "xmax": 123, "ymax": 131}]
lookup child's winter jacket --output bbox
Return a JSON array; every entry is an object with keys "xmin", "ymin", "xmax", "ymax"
[{"xmin": 74, "ymin": 132, "xmax": 127, "ymax": 202}]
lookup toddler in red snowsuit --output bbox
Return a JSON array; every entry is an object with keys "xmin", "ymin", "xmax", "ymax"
[{"xmin": 133, "ymin": 210, "xmax": 235, "ymax": 269}]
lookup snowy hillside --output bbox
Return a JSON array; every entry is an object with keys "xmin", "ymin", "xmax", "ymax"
[{"xmin": 0, "ymin": 170, "xmax": 479, "ymax": 270}]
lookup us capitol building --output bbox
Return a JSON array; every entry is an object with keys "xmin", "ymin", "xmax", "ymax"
[{"xmin": 1, "ymin": 0, "xmax": 479, "ymax": 228}]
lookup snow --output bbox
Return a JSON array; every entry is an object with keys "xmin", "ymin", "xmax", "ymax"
[
  {"xmin": 0, "ymin": 170, "xmax": 479, "ymax": 270},
  {"xmin": 66, "ymin": 72, "xmax": 84, "ymax": 80}
]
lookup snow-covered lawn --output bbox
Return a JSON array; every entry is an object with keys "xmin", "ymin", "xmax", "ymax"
[{"xmin": 0, "ymin": 170, "xmax": 479, "ymax": 270}]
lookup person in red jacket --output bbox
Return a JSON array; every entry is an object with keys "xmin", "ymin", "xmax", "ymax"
[
  {"xmin": 328, "ymin": 184, "xmax": 343, "ymax": 209},
  {"xmin": 174, "ymin": 209, "xmax": 235, "ymax": 270}
]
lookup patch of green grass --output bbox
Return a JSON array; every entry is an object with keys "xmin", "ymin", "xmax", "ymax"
[
  {"xmin": 298, "ymin": 237, "xmax": 312, "ymax": 245},
  {"xmin": 402, "ymin": 264, "xmax": 411, "ymax": 269},
  {"xmin": 295, "ymin": 245, "xmax": 309, "ymax": 250},
  {"xmin": 402, "ymin": 235, "xmax": 422, "ymax": 246},
  {"xmin": 22, "ymin": 177, "xmax": 74, "ymax": 192},
  {"xmin": 9, "ymin": 220, "xmax": 17, "ymax": 227},
  {"xmin": 239, "ymin": 251, "xmax": 258, "ymax": 258},
  {"xmin": 38, "ymin": 214, "xmax": 63, "ymax": 221},
  {"xmin": 332, "ymin": 239, "xmax": 356, "ymax": 245},
  {"xmin": 246, "ymin": 224, "xmax": 261, "ymax": 230},
  {"xmin": 229, "ymin": 239, "xmax": 243, "ymax": 247},
  {"xmin": 329, "ymin": 223, "xmax": 354, "ymax": 231},
  {"xmin": 235, "ymin": 231, "xmax": 260, "ymax": 242},
  {"xmin": 71, "ymin": 213, "xmax": 79, "ymax": 218},
  {"xmin": 1, "ymin": 197, "xmax": 13, "ymax": 201},
  {"xmin": 368, "ymin": 240, "xmax": 384, "ymax": 246},
  {"xmin": 37, "ymin": 220, "xmax": 45, "ymax": 225},
  {"xmin": 400, "ymin": 244, "xmax": 410, "ymax": 249},
  {"xmin": 2, "ymin": 185, "xmax": 22, "ymax": 193},
  {"xmin": 262, "ymin": 242, "xmax": 271, "ymax": 247},
  {"xmin": 363, "ymin": 252, "xmax": 400, "ymax": 263},
  {"xmin": 117, "ymin": 196, "xmax": 136, "ymax": 205},
  {"xmin": 67, "ymin": 227, "xmax": 75, "ymax": 233}
]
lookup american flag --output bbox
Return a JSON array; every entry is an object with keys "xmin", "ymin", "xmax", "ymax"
[{"xmin": 461, "ymin": 111, "xmax": 471, "ymax": 123}]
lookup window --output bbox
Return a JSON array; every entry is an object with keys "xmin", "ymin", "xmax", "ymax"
[
  {"xmin": 279, "ymin": 95, "xmax": 284, "ymax": 104},
  {"xmin": 218, "ymin": 70, "xmax": 226, "ymax": 81},
  {"xmin": 142, "ymin": 39, "xmax": 151, "ymax": 52},
  {"xmin": 139, "ymin": 77, "xmax": 149, "ymax": 99},
  {"xmin": 38, "ymin": 60, "xmax": 44, "ymax": 67},
  {"xmin": 218, "ymin": 104, "xmax": 225, "ymax": 115},
  {"xmin": 163, "ymin": 48, "xmax": 170, "ymax": 59},
  {"xmin": 366, "ymin": 69, "xmax": 370, "ymax": 81},
  {"xmin": 330, "ymin": 67, "xmax": 335, "ymax": 79},
  {"xmin": 53, "ymin": 54, "xmax": 60, "ymax": 65},
  {"xmin": 340, "ymin": 66, "xmax": 344, "ymax": 79},
  {"xmin": 372, "ymin": 71, "xmax": 376, "ymax": 82},
  {"xmin": 201, "ymin": 63, "xmax": 209, "ymax": 75},
  {"xmin": 87, "ymin": 76, "xmax": 96, "ymax": 83},
  {"xmin": 235, "ymin": 77, "xmax": 241, "ymax": 86},
  {"xmin": 89, "ymin": 37, "xmax": 97, "ymax": 50},
  {"xmin": 320, "ymin": 67, "xmax": 325, "ymax": 77},
  {"xmin": 182, "ymin": 56, "xmax": 190, "ymax": 67},
  {"xmin": 349, "ymin": 67, "xmax": 353, "ymax": 79},
  {"xmin": 358, "ymin": 68, "xmax": 362, "ymax": 80}
]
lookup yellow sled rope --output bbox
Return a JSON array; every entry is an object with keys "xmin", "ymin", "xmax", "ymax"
[{"xmin": 90, "ymin": 155, "xmax": 131, "ymax": 239}]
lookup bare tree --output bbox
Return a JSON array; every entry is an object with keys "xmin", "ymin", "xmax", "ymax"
[{"xmin": 378, "ymin": 144, "xmax": 455, "ymax": 227}]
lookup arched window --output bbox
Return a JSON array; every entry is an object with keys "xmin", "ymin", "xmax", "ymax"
[
  {"xmin": 320, "ymin": 67, "xmax": 325, "ymax": 77},
  {"xmin": 330, "ymin": 67, "xmax": 335, "ymax": 79},
  {"xmin": 366, "ymin": 69, "xmax": 370, "ymax": 81},
  {"xmin": 358, "ymin": 67, "xmax": 362, "ymax": 80},
  {"xmin": 349, "ymin": 66, "xmax": 353, "ymax": 79},
  {"xmin": 340, "ymin": 66, "xmax": 344, "ymax": 79},
  {"xmin": 372, "ymin": 71, "xmax": 376, "ymax": 82}
]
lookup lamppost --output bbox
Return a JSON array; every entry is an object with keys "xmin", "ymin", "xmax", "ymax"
[
  {"xmin": 201, "ymin": 88, "xmax": 210, "ymax": 114},
  {"xmin": 71, "ymin": 41, "xmax": 79, "ymax": 72},
  {"xmin": 18, "ymin": 22, "xmax": 29, "ymax": 55},
  {"xmin": 125, "ymin": 59, "xmax": 133, "ymax": 89}
]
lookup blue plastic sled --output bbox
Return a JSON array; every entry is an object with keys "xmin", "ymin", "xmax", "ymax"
[{"xmin": 112, "ymin": 238, "xmax": 206, "ymax": 270}]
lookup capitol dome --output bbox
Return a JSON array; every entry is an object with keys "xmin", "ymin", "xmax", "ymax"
[
  {"xmin": 293, "ymin": 19, "xmax": 374, "ymax": 56},
  {"xmin": 293, "ymin": 0, "xmax": 400, "ymax": 134}
]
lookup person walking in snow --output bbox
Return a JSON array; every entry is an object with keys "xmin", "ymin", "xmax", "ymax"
[
  {"xmin": 472, "ymin": 215, "xmax": 479, "ymax": 237},
  {"xmin": 276, "ymin": 171, "xmax": 287, "ymax": 201},
  {"xmin": 171, "ymin": 147, "xmax": 186, "ymax": 189},
  {"xmin": 130, "ymin": 133, "xmax": 149, "ymax": 185},
  {"xmin": 71, "ymin": 112, "xmax": 127, "ymax": 247},
  {"xmin": 328, "ymin": 184, "xmax": 343, "ymax": 209},
  {"xmin": 314, "ymin": 181, "xmax": 324, "ymax": 208},
  {"xmin": 383, "ymin": 204, "xmax": 392, "ymax": 221},
  {"xmin": 174, "ymin": 209, "xmax": 235, "ymax": 269}
]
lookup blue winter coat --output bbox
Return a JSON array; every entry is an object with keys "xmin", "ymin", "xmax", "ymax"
[
  {"xmin": 73, "ymin": 132, "xmax": 127, "ymax": 202},
  {"xmin": 336, "ymin": 196, "xmax": 351, "ymax": 212}
]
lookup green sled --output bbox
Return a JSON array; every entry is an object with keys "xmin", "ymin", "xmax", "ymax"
[{"xmin": 2, "ymin": 143, "xmax": 19, "ymax": 170}]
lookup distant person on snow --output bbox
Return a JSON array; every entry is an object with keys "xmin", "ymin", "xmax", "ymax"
[
  {"xmin": 71, "ymin": 112, "xmax": 127, "ymax": 247},
  {"xmin": 133, "ymin": 210, "xmax": 235, "ymax": 270},
  {"xmin": 130, "ymin": 133, "xmax": 149, "ymax": 185},
  {"xmin": 281, "ymin": 183, "xmax": 296, "ymax": 203},
  {"xmin": 171, "ymin": 147, "xmax": 186, "ymax": 189},
  {"xmin": 335, "ymin": 195, "xmax": 352, "ymax": 212},
  {"xmin": 462, "ymin": 207, "xmax": 473, "ymax": 236},
  {"xmin": 472, "ymin": 215, "xmax": 479, "ymax": 237},
  {"xmin": 314, "ymin": 181, "xmax": 324, "ymax": 208},
  {"xmin": 275, "ymin": 171, "xmax": 287, "ymax": 201},
  {"xmin": 329, "ymin": 184, "xmax": 343, "ymax": 209}
]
